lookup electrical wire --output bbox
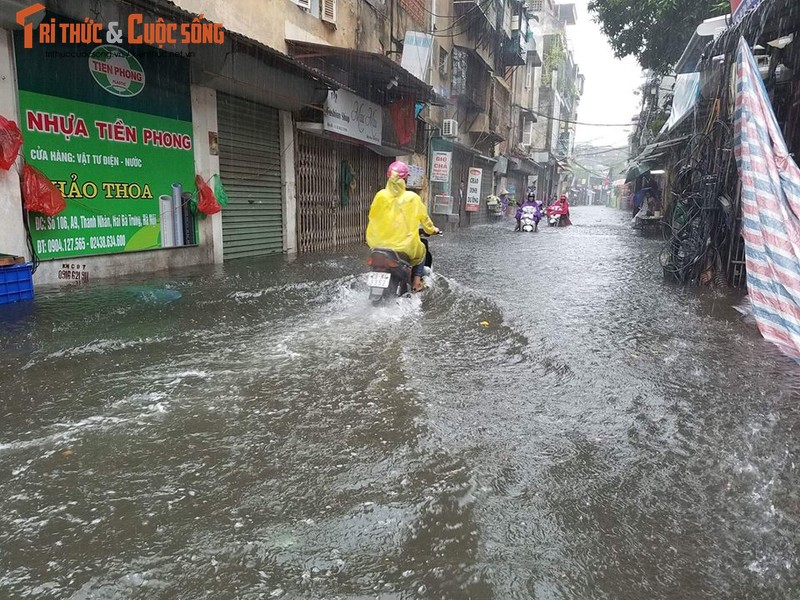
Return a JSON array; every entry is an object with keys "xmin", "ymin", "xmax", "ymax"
[
  {"xmin": 568, "ymin": 158, "xmax": 608, "ymax": 178},
  {"xmin": 658, "ymin": 120, "xmax": 736, "ymax": 286},
  {"xmin": 530, "ymin": 110, "xmax": 633, "ymax": 127},
  {"xmin": 573, "ymin": 145, "xmax": 629, "ymax": 157}
]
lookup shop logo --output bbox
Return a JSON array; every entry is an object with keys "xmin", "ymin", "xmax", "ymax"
[
  {"xmin": 16, "ymin": 3, "xmax": 45, "ymax": 50},
  {"xmin": 89, "ymin": 46, "xmax": 145, "ymax": 97}
]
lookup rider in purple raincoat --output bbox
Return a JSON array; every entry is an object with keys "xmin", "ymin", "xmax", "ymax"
[{"xmin": 516, "ymin": 191, "xmax": 542, "ymax": 231}]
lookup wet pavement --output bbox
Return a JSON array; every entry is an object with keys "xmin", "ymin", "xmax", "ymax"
[{"xmin": 1, "ymin": 206, "xmax": 799, "ymax": 599}]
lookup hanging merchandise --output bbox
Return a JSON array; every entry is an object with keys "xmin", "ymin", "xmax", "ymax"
[
  {"xmin": 0, "ymin": 115, "xmax": 22, "ymax": 170},
  {"xmin": 211, "ymin": 174, "xmax": 229, "ymax": 208},
  {"xmin": 387, "ymin": 96, "xmax": 416, "ymax": 147},
  {"xmin": 194, "ymin": 174, "xmax": 222, "ymax": 216},
  {"xmin": 22, "ymin": 163, "xmax": 65, "ymax": 216}
]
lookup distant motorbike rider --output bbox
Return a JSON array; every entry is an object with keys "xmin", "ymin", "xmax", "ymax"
[{"xmin": 366, "ymin": 161, "xmax": 439, "ymax": 293}]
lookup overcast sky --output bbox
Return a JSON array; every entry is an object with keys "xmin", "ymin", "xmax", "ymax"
[{"xmin": 565, "ymin": 0, "xmax": 644, "ymax": 147}]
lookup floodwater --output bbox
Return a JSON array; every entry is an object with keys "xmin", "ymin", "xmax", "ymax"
[{"xmin": 1, "ymin": 206, "xmax": 799, "ymax": 599}]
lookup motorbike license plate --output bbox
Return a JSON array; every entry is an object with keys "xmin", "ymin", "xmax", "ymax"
[{"xmin": 366, "ymin": 272, "xmax": 392, "ymax": 288}]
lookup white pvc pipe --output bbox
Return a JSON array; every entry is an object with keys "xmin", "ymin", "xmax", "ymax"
[
  {"xmin": 159, "ymin": 194, "xmax": 175, "ymax": 248},
  {"xmin": 172, "ymin": 183, "xmax": 184, "ymax": 247}
]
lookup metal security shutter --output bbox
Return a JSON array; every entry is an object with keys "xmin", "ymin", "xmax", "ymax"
[
  {"xmin": 218, "ymin": 93, "xmax": 283, "ymax": 259},
  {"xmin": 296, "ymin": 134, "xmax": 389, "ymax": 254}
]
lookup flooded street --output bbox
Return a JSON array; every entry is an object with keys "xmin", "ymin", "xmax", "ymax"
[{"xmin": 2, "ymin": 206, "xmax": 800, "ymax": 599}]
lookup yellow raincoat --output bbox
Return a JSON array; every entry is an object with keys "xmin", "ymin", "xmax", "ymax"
[{"xmin": 366, "ymin": 174, "xmax": 436, "ymax": 265}]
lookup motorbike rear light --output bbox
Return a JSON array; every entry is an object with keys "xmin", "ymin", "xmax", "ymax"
[{"xmin": 370, "ymin": 254, "xmax": 400, "ymax": 269}]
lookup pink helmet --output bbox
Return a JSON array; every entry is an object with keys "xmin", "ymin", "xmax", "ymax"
[{"xmin": 387, "ymin": 161, "xmax": 409, "ymax": 180}]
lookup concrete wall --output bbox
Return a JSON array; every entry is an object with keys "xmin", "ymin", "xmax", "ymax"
[
  {"xmin": 169, "ymin": 0, "xmax": 358, "ymax": 52},
  {"xmin": 280, "ymin": 110, "xmax": 297, "ymax": 254},
  {"xmin": 190, "ymin": 86, "xmax": 223, "ymax": 265}
]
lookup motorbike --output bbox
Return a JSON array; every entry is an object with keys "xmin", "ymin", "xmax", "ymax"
[
  {"xmin": 546, "ymin": 202, "xmax": 569, "ymax": 227},
  {"xmin": 520, "ymin": 204, "xmax": 542, "ymax": 232},
  {"xmin": 366, "ymin": 230, "xmax": 440, "ymax": 303}
]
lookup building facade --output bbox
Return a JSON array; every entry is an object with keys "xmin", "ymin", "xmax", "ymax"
[{"xmin": 0, "ymin": 0, "xmax": 582, "ymax": 288}]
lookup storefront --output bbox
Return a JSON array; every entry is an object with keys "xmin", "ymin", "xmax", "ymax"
[
  {"xmin": 428, "ymin": 139, "xmax": 495, "ymax": 228},
  {"xmin": 9, "ymin": 13, "xmax": 211, "ymax": 284},
  {"xmin": 287, "ymin": 41, "xmax": 437, "ymax": 254},
  {"xmin": 295, "ymin": 132, "xmax": 389, "ymax": 254}
]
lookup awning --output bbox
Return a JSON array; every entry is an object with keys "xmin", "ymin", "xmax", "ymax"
[
  {"xmin": 674, "ymin": 15, "xmax": 730, "ymax": 74},
  {"xmin": 636, "ymin": 135, "xmax": 693, "ymax": 164},
  {"xmin": 661, "ymin": 73, "xmax": 701, "ymax": 134},
  {"xmin": 625, "ymin": 162, "xmax": 651, "ymax": 183},
  {"xmin": 296, "ymin": 122, "xmax": 409, "ymax": 157},
  {"xmin": 468, "ymin": 129, "xmax": 505, "ymax": 144},
  {"xmin": 508, "ymin": 156, "xmax": 540, "ymax": 174},
  {"xmin": 286, "ymin": 40, "xmax": 445, "ymax": 105},
  {"xmin": 56, "ymin": 0, "xmax": 347, "ymax": 111},
  {"xmin": 454, "ymin": 44, "xmax": 495, "ymax": 73},
  {"xmin": 154, "ymin": 1, "xmax": 345, "ymax": 91}
]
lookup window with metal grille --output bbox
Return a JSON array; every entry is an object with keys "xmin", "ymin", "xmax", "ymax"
[
  {"xmin": 528, "ymin": 0, "xmax": 543, "ymax": 11},
  {"xmin": 439, "ymin": 48, "xmax": 449, "ymax": 80}
]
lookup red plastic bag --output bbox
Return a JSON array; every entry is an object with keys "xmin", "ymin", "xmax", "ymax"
[
  {"xmin": 0, "ymin": 115, "xmax": 22, "ymax": 170},
  {"xmin": 195, "ymin": 174, "xmax": 221, "ymax": 215},
  {"xmin": 22, "ymin": 163, "xmax": 66, "ymax": 216}
]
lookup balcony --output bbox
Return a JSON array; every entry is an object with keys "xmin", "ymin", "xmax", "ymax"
[
  {"xmin": 451, "ymin": 46, "xmax": 490, "ymax": 112},
  {"xmin": 492, "ymin": 83, "xmax": 511, "ymax": 134},
  {"xmin": 468, "ymin": 112, "xmax": 506, "ymax": 144},
  {"xmin": 453, "ymin": 0, "xmax": 497, "ymax": 30},
  {"xmin": 503, "ymin": 30, "xmax": 527, "ymax": 66},
  {"xmin": 527, "ymin": 34, "xmax": 543, "ymax": 66}
]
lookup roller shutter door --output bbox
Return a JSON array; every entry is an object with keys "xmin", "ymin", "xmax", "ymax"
[{"xmin": 217, "ymin": 93, "xmax": 283, "ymax": 259}]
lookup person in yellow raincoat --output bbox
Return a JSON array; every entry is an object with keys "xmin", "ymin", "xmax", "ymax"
[{"xmin": 367, "ymin": 161, "xmax": 439, "ymax": 292}]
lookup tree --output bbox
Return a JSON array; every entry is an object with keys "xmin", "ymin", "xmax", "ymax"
[{"xmin": 587, "ymin": 0, "xmax": 729, "ymax": 74}]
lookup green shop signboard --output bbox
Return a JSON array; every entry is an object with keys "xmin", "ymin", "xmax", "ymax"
[{"xmin": 15, "ymin": 22, "xmax": 195, "ymax": 259}]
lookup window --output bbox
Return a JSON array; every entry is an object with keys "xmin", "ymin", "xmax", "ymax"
[
  {"xmin": 525, "ymin": 65, "xmax": 533, "ymax": 89},
  {"xmin": 291, "ymin": 0, "xmax": 335, "ymax": 24},
  {"xmin": 321, "ymin": 0, "xmax": 336, "ymax": 24},
  {"xmin": 522, "ymin": 121, "xmax": 534, "ymax": 146},
  {"xmin": 528, "ymin": 0, "xmax": 543, "ymax": 11},
  {"xmin": 439, "ymin": 48, "xmax": 449, "ymax": 80}
]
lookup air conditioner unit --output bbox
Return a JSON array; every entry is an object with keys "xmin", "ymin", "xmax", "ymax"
[{"xmin": 442, "ymin": 119, "xmax": 459, "ymax": 138}]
